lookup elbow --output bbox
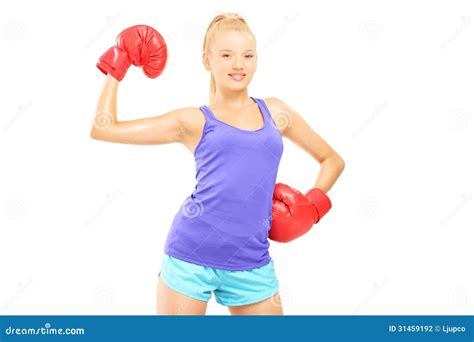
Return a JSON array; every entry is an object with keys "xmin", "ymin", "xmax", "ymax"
[
  {"xmin": 336, "ymin": 156, "xmax": 345, "ymax": 175},
  {"xmin": 338, "ymin": 157, "xmax": 345, "ymax": 172},
  {"xmin": 90, "ymin": 128, "xmax": 102, "ymax": 141},
  {"xmin": 324, "ymin": 154, "xmax": 345, "ymax": 174}
]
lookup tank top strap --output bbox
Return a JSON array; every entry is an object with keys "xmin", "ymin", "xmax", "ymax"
[
  {"xmin": 250, "ymin": 97, "xmax": 272, "ymax": 123},
  {"xmin": 198, "ymin": 105, "xmax": 215, "ymax": 122}
]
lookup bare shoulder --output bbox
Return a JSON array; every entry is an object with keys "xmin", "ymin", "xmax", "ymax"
[
  {"xmin": 263, "ymin": 97, "xmax": 281, "ymax": 110},
  {"xmin": 175, "ymin": 106, "xmax": 205, "ymax": 129},
  {"xmin": 263, "ymin": 97, "xmax": 293, "ymax": 134},
  {"xmin": 174, "ymin": 106, "xmax": 206, "ymax": 153},
  {"xmin": 262, "ymin": 97, "xmax": 338, "ymax": 164},
  {"xmin": 156, "ymin": 106, "xmax": 203, "ymax": 143}
]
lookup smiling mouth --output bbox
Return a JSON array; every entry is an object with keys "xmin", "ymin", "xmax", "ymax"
[{"xmin": 228, "ymin": 74, "xmax": 246, "ymax": 81}]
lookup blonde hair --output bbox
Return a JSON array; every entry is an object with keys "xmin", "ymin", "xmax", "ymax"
[{"xmin": 202, "ymin": 12, "xmax": 255, "ymax": 101}]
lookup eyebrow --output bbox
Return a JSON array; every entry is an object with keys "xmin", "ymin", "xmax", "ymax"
[{"xmin": 219, "ymin": 49, "xmax": 255, "ymax": 52}]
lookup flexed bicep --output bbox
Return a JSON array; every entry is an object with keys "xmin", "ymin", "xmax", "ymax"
[{"xmin": 91, "ymin": 107, "xmax": 197, "ymax": 146}]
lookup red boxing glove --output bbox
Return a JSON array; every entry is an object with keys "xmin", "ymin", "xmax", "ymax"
[
  {"xmin": 305, "ymin": 187, "xmax": 332, "ymax": 223},
  {"xmin": 97, "ymin": 25, "xmax": 168, "ymax": 81},
  {"xmin": 269, "ymin": 183, "xmax": 332, "ymax": 243}
]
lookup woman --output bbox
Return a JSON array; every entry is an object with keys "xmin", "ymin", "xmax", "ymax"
[{"xmin": 91, "ymin": 12, "xmax": 344, "ymax": 315}]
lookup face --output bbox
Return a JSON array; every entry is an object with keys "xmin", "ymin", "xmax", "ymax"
[{"xmin": 204, "ymin": 30, "xmax": 257, "ymax": 92}]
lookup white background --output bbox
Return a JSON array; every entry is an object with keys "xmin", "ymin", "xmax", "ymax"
[{"xmin": 1, "ymin": 0, "xmax": 473, "ymax": 315}]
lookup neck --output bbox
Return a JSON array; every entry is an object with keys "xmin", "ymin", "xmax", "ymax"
[{"xmin": 209, "ymin": 88, "xmax": 253, "ymax": 109}]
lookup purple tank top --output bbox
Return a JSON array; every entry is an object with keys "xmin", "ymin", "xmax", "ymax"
[{"xmin": 164, "ymin": 97, "xmax": 284, "ymax": 270}]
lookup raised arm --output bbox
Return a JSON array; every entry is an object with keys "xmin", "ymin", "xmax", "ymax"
[
  {"xmin": 90, "ymin": 74, "xmax": 194, "ymax": 145},
  {"xmin": 90, "ymin": 25, "xmax": 191, "ymax": 146}
]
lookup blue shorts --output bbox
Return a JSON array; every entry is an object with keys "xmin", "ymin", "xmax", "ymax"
[{"xmin": 158, "ymin": 254, "xmax": 279, "ymax": 306}]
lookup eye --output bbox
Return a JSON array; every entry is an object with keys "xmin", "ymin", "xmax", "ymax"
[
  {"xmin": 222, "ymin": 54, "xmax": 231, "ymax": 58},
  {"xmin": 245, "ymin": 55, "xmax": 254, "ymax": 58}
]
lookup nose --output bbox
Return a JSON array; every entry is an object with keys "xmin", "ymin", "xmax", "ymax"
[{"xmin": 232, "ymin": 57, "xmax": 244, "ymax": 69}]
